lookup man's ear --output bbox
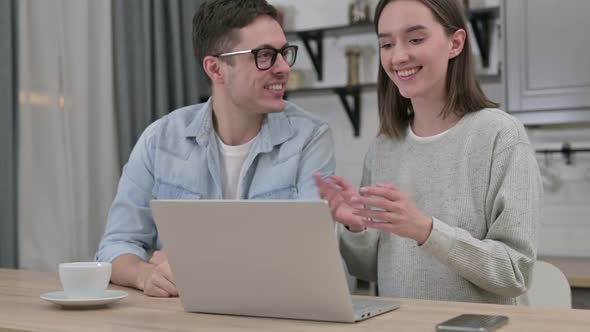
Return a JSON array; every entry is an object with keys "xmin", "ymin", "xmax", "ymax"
[
  {"xmin": 448, "ymin": 28, "xmax": 466, "ymax": 59},
  {"xmin": 203, "ymin": 56, "xmax": 224, "ymax": 83}
]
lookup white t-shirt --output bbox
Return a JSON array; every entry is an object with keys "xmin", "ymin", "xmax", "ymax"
[{"xmin": 215, "ymin": 134, "xmax": 257, "ymax": 199}]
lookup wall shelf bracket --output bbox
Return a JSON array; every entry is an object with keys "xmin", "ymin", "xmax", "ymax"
[
  {"xmin": 468, "ymin": 7, "xmax": 500, "ymax": 68},
  {"xmin": 333, "ymin": 86, "xmax": 361, "ymax": 137},
  {"xmin": 297, "ymin": 30, "xmax": 324, "ymax": 81}
]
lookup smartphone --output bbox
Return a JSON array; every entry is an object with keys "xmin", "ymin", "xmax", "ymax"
[{"xmin": 435, "ymin": 314, "xmax": 509, "ymax": 332}]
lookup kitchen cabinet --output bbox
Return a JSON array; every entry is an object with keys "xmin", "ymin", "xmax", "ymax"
[{"xmin": 505, "ymin": 0, "xmax": 590, "ymax": 118}]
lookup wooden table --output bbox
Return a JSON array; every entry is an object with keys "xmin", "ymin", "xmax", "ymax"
[
  {"xmin": 1, "ymin": 269, "xmax": 589, "ymax": 332},
  {"xmin": 539, "ymin": 256, "xmax": 590, "ymax": 288}
]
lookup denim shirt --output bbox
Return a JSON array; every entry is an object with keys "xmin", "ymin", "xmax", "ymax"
[{"xmin": 96, "ymin": 100, "xmax": 335, "ymax": 262}]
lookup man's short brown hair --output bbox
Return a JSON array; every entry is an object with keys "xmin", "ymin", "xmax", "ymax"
[{"xmin": 192, "ymin": 0, "xmax": 278, "ymax": 81}]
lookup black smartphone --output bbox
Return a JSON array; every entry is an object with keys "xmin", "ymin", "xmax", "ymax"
[{"xmin": 435, "ymin": 314, "xmax": 509, "ymax": 332}]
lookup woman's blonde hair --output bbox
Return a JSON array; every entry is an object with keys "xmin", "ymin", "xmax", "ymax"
[{"xmin": 374, "ymin": 0, "xmax": 497, "ymax": 138}]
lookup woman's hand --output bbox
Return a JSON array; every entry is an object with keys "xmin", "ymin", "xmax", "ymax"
[
  {"xmin": 350, "ymin": 183, "xmax": 433, "ymax": 244},
  {"xmin": 314, "ymin": 174, "xmax": 365, "ymax": 231}
]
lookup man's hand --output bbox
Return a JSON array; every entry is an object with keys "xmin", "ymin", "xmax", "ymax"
[
  {"xmin": 110, "ymin": 252, "xmax": 179, "ymax": 297},
  {"xmin": 139, "ymin": 251, "xmax": 178, "ymax": 297}
]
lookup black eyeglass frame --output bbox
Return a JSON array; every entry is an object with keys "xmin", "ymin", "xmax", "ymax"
[{"xmin": 214, "ymin": 45, "xmax": 298, "ymax": 71}]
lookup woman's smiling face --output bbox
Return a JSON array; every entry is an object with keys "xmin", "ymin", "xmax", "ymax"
[{"xmin": 377, "ymin": 0, "xmax": 459, "ymax": 101}]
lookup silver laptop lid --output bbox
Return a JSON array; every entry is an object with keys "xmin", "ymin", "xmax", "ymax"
[{"xmin": 151, "ymin": 200, "xmax": 358, "ymax": 322}]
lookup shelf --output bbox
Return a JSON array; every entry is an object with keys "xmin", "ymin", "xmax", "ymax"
[
  {"xmin": 468, "ymin": 6, "xmax": 501, "ymax": 18},
  {"xmin": 286, "ymin": 7, "xmax": 500, "ymax": 81},
  {"xmin": 478, "ymin": 73, "xmax": 501, "ymax": 83},
  {"xmin": 286, "ymin": 84, "xmax": 376, "ymax": 137},
  {"xmin": 286, "ymin": 83, "xmax": 375, "ymax": 95},
  {"xmin": 285, "ymin": 23, "xmax": 374, "ymax": 82},
  {"xmin": 285, "ymin": 23, "xmax": 374, "ymax": 39},
  {"xmin": 199, "ymin": 68, "xmax": 497, "ymax": 138},
  {"xmin": 467, "ymin": 6, "xmax": 500, "ymax": 68},
  {"xmin": 282, "ymin": 8, "xmax": 501, "ymax": 137}
]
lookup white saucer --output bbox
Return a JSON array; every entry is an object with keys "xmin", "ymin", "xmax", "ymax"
[{"xmin": 40, "ymin": 290, "xmax": 128, "ymax": 307}]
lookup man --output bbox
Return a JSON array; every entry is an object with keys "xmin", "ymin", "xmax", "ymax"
[{"xmin": 96, "ymin": 0, "xmax": 335, "ymax": 297}]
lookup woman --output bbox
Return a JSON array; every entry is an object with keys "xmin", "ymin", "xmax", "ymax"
[{"xmin": 316, "ymin": 0, "xmax": 542, "ymax": 305}]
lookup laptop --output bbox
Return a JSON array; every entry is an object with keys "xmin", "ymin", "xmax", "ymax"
[{"xmin": 150, "ymin": 200, "xmax": 400, "ymax": 323}]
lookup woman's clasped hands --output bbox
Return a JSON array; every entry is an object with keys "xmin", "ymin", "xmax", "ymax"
[{"xmin": 314, "ymin": 174, "xmax": 433, "ymax": 245}]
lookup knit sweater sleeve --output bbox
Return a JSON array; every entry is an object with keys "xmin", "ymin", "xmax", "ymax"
[
  {"xmin": 421, "ymin": 125, "xmax": 542, "ymax": 297},
  {"xmin": 339, "ymin": 142, "xmax": 380, "ymax": 282}
]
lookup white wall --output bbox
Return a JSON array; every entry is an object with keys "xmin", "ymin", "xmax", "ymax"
[
  {"xmin": 271, "ymin": 0, "xmax": 590, "ymax": 257},
  {"xmin": 529, "ymin": 127, "xmax": 590, "ymax": 256}
]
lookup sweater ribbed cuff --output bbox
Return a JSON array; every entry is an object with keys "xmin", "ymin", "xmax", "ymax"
[
  {"xmin": 420, "ymin": 217, "xmax": 457, "ymax": 263},
  {"xmin": 340, "ymin": 225, "xmax": 373, "ymax": 247}
]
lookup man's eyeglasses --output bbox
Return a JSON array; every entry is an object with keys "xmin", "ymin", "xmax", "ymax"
[{"xmin": 214, "ymin": 45, "xmax": 298, "ymax": 71}]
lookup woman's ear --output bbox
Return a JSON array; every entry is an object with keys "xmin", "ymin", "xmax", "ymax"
[
  {"xmin": 203, "ymin": 56, "xmax": 224, "ymax": 83},
  {"xmin": 448, "ymin": 28, "xmax": 466, "ymax": 59}
]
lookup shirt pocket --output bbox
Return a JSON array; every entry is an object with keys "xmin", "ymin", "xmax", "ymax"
[
  {"xmin": 153, "ymin": 181, "xmax": 202, "ymax": 200},
  {"xmin": 250, "ymin": 185, "xmax": 298, "ymax": 200}
]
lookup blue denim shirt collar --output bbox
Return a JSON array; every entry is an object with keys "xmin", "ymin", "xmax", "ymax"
[{"xmin": 183, "ymin": 98, "xmax": 295, "ymax": 151}]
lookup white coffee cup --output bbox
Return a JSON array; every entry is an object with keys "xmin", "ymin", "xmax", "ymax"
[{"xmin": 58, "ymin": 262, "xmax": 112, "ymax": 299}]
